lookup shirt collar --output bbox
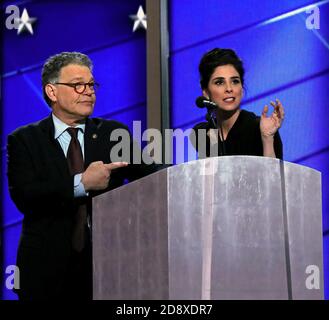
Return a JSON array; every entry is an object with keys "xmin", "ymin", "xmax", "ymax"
[{"xmin": 52, "ymin": 113, "xmax": 85, "ymax": 139}]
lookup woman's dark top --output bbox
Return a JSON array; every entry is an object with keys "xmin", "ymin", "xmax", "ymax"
[{"xmin": 191, "ymin": 109, "xmax": 283, "ymax": 159}]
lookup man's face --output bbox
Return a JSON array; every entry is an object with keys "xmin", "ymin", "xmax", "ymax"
[{"xmin": 51, "ymin": 64, "xmax": 96, "ymax": 122}]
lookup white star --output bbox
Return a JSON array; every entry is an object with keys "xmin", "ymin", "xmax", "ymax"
[
  {"xmin": 15, "ymin": 8, "xmax": 37, "ymax": 35},
  {"xmin": 129, "ymin": 5, "xmax": 147, "ymax": 32}
]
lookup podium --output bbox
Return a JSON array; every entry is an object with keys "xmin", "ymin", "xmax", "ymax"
[{"xmin": 92, "ymin": 156, "xmax": 323, "ymax": 299}]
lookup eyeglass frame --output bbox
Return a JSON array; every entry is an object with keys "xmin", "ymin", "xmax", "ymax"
[{"xmin": 54, "ymin": 81, "xmax": 100, "ymax": 94}]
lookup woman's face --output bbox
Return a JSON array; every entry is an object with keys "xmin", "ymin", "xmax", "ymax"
[{"xmin": 203, "ymin": 64, "xmax": 243, "ymax": 112}]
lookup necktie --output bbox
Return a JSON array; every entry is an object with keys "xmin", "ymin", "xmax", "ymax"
[{"xmin": 67, "ymin": 127, "xmax": 88, "ymax": 252}]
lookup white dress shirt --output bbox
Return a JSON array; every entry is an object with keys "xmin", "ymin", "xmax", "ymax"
[{"xmin": 52, "ymin": 113, "xmax": 87, "ymax": 197}]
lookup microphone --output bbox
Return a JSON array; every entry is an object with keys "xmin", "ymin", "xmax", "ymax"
[
  {"xmin": 195, "ymin": 96, "xmax": 226, "ymax": 156},
  {"xmin": 195, "ymin": 96, "xmax": 217, "ymax": 109}
]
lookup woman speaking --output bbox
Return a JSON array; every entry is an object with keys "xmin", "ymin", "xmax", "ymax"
[{"xmin": 192, "ymin": 48, "xmax": 284, "ymax": 159}]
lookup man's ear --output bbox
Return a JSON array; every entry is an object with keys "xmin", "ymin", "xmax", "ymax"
[{"xmin": 45, "ymin": 84, "xmax": 57, "ymax": 103}]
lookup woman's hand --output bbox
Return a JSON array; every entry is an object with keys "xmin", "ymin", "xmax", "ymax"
[{"xmin": 260, "ymin": 99, "xmax": 284, "ymax": 138}]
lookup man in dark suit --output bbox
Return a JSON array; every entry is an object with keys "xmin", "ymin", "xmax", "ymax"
[{"xmin": 7, "ymin": 52, "xmax": 159, "ymax": 300}]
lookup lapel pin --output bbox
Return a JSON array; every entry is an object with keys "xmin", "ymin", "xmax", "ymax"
[{"xmin": 92, "ymin": 133, "xmax": 98, "ymax": 139}]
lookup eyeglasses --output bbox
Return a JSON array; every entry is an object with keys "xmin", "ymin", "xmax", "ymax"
[{"xmin": 54, "ymin": 82, "xmax": 100, "ymax": 94}]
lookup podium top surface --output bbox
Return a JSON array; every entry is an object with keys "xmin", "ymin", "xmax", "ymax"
[{"xmin": 167, "ymin": 155, "xmax": 321, "ymax": 176}]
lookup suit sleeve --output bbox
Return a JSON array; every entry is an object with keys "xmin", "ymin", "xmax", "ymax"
[
  {"xmin": 7, "ymin": 133, "xmax": 74, "ymax": 216},
  {"xmin": 86, "ymin": 121, "xmax": 168, "ymax": 198}
]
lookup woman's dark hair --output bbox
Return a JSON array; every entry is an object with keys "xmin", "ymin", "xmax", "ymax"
[{"xmin": 199, "ymin": 48, "xmax": 245, "ymax": 89}]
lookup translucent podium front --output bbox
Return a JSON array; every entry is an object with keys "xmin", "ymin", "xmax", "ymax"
[{"xmin": 93, "ymin": 156, "xmax": 323, "ymax": 299}]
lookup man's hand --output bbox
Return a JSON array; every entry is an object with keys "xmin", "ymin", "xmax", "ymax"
[{"xmin": 81, "ymin": 161, "xmax": 128, "ymax": 191}]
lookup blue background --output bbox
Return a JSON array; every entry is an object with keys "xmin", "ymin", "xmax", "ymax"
[
  {"xmin": 169, "ymin": 0, "xmax": 329, "ymax": 298},
  {"xmin": 1, "ymin": 0, "xmax": 328, "ymax": 299}
]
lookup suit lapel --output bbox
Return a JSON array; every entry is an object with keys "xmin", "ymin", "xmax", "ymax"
[
  {"xmin": 39, "ymin": 115, "xmax": 106, "ymax": 172},
  {"xmin": 39, "ymin": 114, "xmax": 70, "ymax": 175},
  {"xmin": 84, "ymin": 117, "xmax": 104, "ymax": 168}
]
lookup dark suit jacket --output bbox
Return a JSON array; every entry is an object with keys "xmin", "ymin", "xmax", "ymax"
[{"xmin": 7, "ymin": 114, "xmax": 160, "ymax": 298}]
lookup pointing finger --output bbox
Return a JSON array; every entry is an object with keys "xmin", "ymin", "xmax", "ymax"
[{"xmin": 104, "ymin": 162, "xmax": 129, "ymax": 171}]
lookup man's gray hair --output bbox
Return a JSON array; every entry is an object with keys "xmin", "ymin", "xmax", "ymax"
[{"xmin": 41, "ymin": 52, "xmax": 93, "ymax": 106}]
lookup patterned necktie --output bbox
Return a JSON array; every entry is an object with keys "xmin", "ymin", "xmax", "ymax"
[{"xmin": 67, "ymin": 127, "xmax": 87, "ymax": 252}]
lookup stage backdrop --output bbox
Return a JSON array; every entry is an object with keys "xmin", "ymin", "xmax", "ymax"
[
  {"xmin": 1, "ymin": 0, "xmax": 328, "ymax": 299},
  {"xmin": 168, "ymin": 0, "xmax": 329, "ymax": 299}
]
